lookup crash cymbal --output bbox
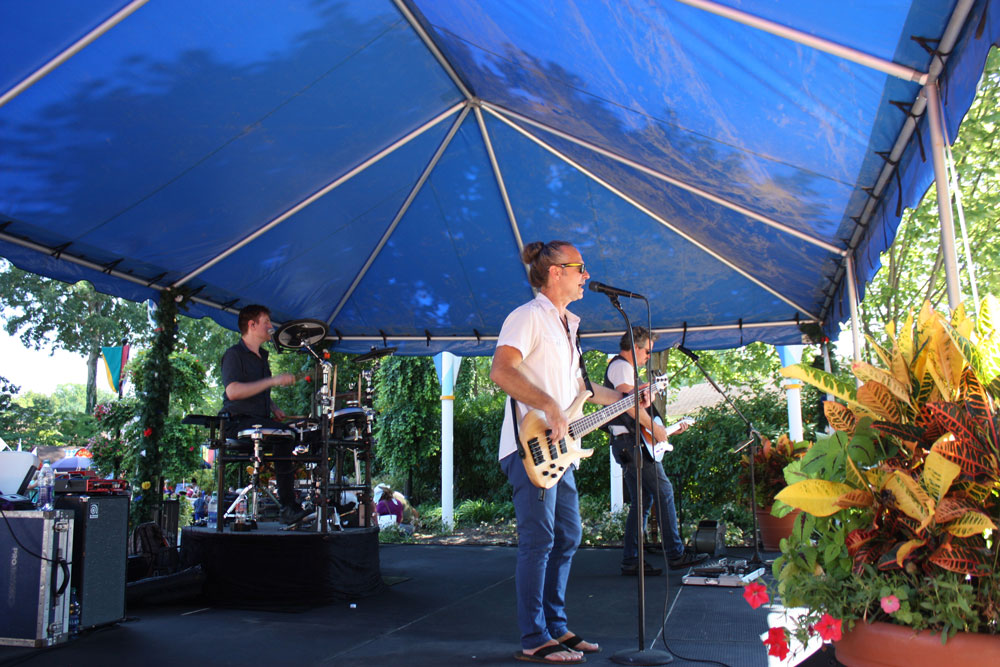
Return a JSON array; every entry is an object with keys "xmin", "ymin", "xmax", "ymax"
[
  {"xmin": 273, "ymin": 319, "xmax": 328, "ymax": 351},
  {"xmin": 352, "ymin": 346, "xmax": 397, "ymax": 363}
]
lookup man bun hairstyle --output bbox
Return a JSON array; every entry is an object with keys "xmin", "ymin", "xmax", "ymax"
[
  {"xmin": 238, "ymin": 304, "xmax": 271, "ymax": 335},
  {"xmin": 522, "ymin": 240, "xmax": 572, "ymax": 289},
  {"xmin": 619, "ymin": 325, "xmax": 659, "ymax": 351}
]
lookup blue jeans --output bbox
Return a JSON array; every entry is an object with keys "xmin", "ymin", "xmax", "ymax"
[
  {"xmin": 618, "ymin": 438, "xmax": 684, "ymax": 565},
  {"xmin": 502, "ymin": 452, "xmax": 582, "ymax": 650}
]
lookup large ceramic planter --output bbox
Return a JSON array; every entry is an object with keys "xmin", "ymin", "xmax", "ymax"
[
  {"xmin": 835, "ymin": 620, "xmax": 1000, "ymax": 667},
  {"xmin": 755, "ymin": 505, "xmax": 800, "ymax": 551}
]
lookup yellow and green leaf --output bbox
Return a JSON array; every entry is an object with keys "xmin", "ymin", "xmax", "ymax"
[
  {"xmin": 882, "ymin": 471, "xmax": 933, "ymax": 529},
  {"xmin": 920, "ymin": 449, "xmax": 961, "ymax": 504},
  {"xmin": 852, "ymin": 361, "xmax": 912, "ymax": 406},
  {"xmin": 823, "ymin": 400, "xmax": 856, "ymax": 434},
  {"xmin": 780, "ymin": 363, "xmax": 858, "ymax": 406},
  {"xmin": 775, "ymin": 480, "xmax": 857, "ymax": 517},
  {"xmin": 944, "ymin": 511, "xmax": 996, "ymax": 538}
]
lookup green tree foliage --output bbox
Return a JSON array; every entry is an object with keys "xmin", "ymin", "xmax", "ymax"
[
  {"xmin": 0, "ymin": 262, "xmax": 149, "ymax": 413},
  {"xmin": 861, "ymin": 49, "xmax": 1000, "ymax": 351},
  {"xmin": 372, "ymin": 356, "xmax": 441, "ymax": 503},
  {"xmin": 0, "ymin": 386, "xmax": 109, "ymax": 449},
  {"xmin": 453, "ymin": 356, "xmax": 509, "ymax": 502}
]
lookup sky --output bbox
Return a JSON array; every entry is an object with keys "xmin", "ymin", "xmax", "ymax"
[{"xmin": 1, "ymin": 327, "xmax": 114, "ymax": 395}]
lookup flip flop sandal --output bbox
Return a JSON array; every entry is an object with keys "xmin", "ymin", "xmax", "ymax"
[
  {"xmin": 559, "ymin": 634, "xmax": 601, "ymax": 654},
  {"xmin": 513, "ymin": 644, "xmax": 586, "ymax": 664}
]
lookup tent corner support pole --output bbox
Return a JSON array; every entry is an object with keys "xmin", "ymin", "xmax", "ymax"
[
  {"xmin": 924, "ymin": 83, "xmax": 963, "ymax": 312},
  {"xmin": 845, "ymin": 255, "xmax": 863, "ymax": 372}
]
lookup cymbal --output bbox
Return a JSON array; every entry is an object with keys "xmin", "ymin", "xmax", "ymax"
[
  {"xmin": 352, "ymin": 346, "xmax": 397, "ymax": 363},
  {"xmin": 273, "ymin": 319, "xmax": 328, "ymax": 351}
]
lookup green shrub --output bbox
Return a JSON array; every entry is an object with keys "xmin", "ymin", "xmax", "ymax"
[
  {"xmin": 665, "ymin": 391, "xmax": 801, "ymax": 535},
  {"xmin": 454, "ymin": 498, "xmax": 515, "ymax": 526}
]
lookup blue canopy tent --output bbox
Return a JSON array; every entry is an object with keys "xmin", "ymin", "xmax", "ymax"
[{"xmin": 1, "ymin": 1, "xmax": 997, "ymax": 355}]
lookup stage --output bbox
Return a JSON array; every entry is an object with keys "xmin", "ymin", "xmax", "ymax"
[
  {"xmin": 0, "ymin": 544, "xmax": 819, "ymax": 666},
  {"xmin": 180, "ymin": 523, "xmax": 384, "ymax": 606}
]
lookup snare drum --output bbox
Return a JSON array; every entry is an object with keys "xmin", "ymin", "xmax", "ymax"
[{"xmin": 331, "ymin": 407, "xmax": 370, "ymax": 443}]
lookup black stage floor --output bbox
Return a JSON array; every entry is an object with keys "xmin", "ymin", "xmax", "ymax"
[{"xmin": 0, "ymin": 544, "xmax": 782, "ymax": 667}]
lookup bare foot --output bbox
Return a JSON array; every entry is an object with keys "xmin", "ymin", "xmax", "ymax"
[
  {"xmin": 524, "ymin": 640, "xmax": 582, "ymax": 662},
  {"xmin": 555, "ymin": 632, "xmax": 599, "ymax": 653}
]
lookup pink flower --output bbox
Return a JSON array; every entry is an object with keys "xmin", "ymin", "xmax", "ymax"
[
  {"xmin": 743, "ymin": 581, "xmax": 769, "ymax": 609},
  {"xmin": 763, "ymin": 627, "xmax": 789, "ymax": 660},
  {"xmin": 881, "ymin": 594, "xmax": 900, "ymax": 614},
  {"xmin": 815, "ymin": 613, "xmax": 842, "ymax": 642}
]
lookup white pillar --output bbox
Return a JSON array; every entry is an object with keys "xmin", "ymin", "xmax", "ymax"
[
  {"xmin": 776, "ymin": 345, "xmax": 805, "ymax": 441},
  {"xmin": 925, "ymin": 83, "xmax": 963, "ymax": 311},
  {"xmin": 434, "ymin": 352, "xmax": 462, "ymax": 530},
  {"xmin": 610, "ymin": 448, "xmax": 624, "ymax": 513}
]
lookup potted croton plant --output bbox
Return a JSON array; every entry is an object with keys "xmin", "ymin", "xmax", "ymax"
[
  {"xmin": 738, "ymin": 434, "xmax": 809, "ymax": 550},
  {"xmin": 743, "ymin": 298, "xmax": 1000, "ymax": 665}
]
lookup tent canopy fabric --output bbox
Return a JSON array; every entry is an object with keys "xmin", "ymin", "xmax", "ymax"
[{"xmin": 1, "ymin": 1, "xmax": 997, "ymax": 355}]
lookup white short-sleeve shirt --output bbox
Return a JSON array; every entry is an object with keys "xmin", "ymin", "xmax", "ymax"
[{"xmin": 495, "ymin": 292, "xmax": 583, "ymax": 460}]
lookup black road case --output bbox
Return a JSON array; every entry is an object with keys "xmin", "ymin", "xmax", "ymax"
[{"xmin": 0, "ymin": 510, "xmax": 74, "ymax": 647}]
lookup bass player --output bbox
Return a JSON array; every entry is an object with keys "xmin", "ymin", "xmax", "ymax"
[{"xmin": 491, "ymin": 240, "xmax": 643, "ymax": 664}]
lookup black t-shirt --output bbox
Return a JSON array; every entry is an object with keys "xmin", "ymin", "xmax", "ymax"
[{"xmin": 220, "ymin": 339, "xmax": 273, "ymax": 420}]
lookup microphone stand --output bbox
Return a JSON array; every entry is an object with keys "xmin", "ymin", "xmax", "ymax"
[
  {"xmin": 606, "ymin": 295, "xmax": 672, "ymax": 666},
  {"xmin": 675, "ymin": 345, "xmax": 765, "ymax": 566}
]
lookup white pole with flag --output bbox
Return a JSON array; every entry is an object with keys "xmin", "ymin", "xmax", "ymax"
[
  {"xmin": 434, "ymin": 351, "xmax": 462, "ymax": 529},
  {"xmin": 776, "ymin": 345, "xmax": 805, "ymax": 442}
]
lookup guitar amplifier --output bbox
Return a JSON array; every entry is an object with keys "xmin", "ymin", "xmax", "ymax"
[
  {"xmin": 54, "ymin": 495, "xmax": 129, "ymax": 629},
  {"xmin": 0, "ymin": 510, "xmax": 74, "ymax": 647}
]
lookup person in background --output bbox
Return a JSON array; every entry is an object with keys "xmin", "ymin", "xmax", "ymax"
[{"xmin": 373, "ymin": 483, "xmax": 419, "ymax": 535}]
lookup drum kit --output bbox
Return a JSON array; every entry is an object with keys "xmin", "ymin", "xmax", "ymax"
[{"xmin": 184, "ymin": 319, "xmax": 396, "ymax": 533}]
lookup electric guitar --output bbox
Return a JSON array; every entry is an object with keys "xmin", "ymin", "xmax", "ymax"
[
  {"xmin": 517, "ymin": 374, "xmax": 669, "ymax": 489},
  {"xmin": 640, "ymin": 416, "xmax": 695, "ymax": 462}
]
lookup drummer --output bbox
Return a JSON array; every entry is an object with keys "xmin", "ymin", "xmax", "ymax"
[{"xmin": 220, "ymin": 304, "xmax": 309, "ymax": 525}]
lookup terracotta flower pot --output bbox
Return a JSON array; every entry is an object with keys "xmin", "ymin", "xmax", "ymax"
[
  {"xmin": 835, "ymin": 620, "xmax": 1000, "ymax": 667},
  {"xmin": 754, "ymin": 505, "xmax": 800, "ymax": 551}
]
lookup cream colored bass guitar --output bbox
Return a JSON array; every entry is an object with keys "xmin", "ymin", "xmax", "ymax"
[{"xmin": 516, "ymin": 374, "xmax": 668, "ymax": 489}]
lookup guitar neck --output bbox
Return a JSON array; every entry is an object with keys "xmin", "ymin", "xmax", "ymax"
[{"xmin": 568, "ymin": 389, "xmax": 647, "ymax": 440}]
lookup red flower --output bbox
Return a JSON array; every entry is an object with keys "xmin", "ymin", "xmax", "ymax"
[
  {"xmin": 143, "ymin": 427, "xmax": 153, "ymax": 437},
  {"xmin": 815, "ymin": 614, "xmax": 842, "ymax": 642},
  {"xmin": 763, "ymin": 627, "xmax": 789, "ymax": 660},
  {"xmin": 743, "ymin": 581, "xmax": 769, "ymax": 609}
]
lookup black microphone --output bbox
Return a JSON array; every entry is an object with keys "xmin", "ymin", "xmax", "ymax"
[{"xmin": 588, "ymin": 281, "xmax": 645, "ymax": 299}]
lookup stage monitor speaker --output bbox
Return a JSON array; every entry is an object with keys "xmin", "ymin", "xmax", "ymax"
[
  {"xmin": 693, "ymin": 519, "xmax": 727, "ymax": 556},
  {"xmin": 54, "ymin": 494, "xmax": 128, "ymax": 629}
]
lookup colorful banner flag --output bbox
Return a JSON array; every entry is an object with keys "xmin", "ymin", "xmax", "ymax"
[{"xmin": 101, "ymin": 344, "xmax": 130, "ymax": 396}]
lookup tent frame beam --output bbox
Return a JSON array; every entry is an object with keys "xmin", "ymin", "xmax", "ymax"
[
  {"xmin": 474, "ymin": 104, "xmax": 532, "ymax": 291},
  {"xmin": 326, "ymin": 105, "xmax": 471, "ymax": 325},
  {"xmin": 822, "ymin": 0, "xmax": 975, "ymax": 320},
  {"xmin": 481, "ymin": 102, "xmax": 843, "ymax": 257},
  {"xmin": 173, "ymin": 102, "xmax": 465, "ymax": 289},
  {"xmin": 483, "ymin": 105, "xmax": 822, "ymax": 321},
  {"xmin": 676, "ymin": 0, "xmax": 929, "ymax": 84},
  {"xmin": 325, "ymin": 317, "xmax": 816, "ymax": 345},
  {"xmin": 393, "ymin": 0, "xmax": 474, "ymax": 100},
  {"xmin": 0, "ymin": 0, "xmax": 150, "ymax": 110}
]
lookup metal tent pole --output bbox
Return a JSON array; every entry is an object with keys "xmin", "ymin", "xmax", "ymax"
[{"xmin": 924, "ymin": 83, "xmax": 963, "ymax": 311}]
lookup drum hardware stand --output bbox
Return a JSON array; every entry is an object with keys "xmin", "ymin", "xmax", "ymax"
[
  {"xmin": 224, "ymin": 424, "xmax": 265, "ymax": 530},
  {"xmin": 291, "ymin": 340, "xmax": 335, "ymax": 533}
]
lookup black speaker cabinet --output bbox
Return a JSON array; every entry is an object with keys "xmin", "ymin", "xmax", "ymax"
[{"xmin": 54, "ymin": 494, "xmax": 128, "ymax": 629}]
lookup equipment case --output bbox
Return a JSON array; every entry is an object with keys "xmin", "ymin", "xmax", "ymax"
[{"xmin": 0, "ymin": 510, "xmax": 74, "ymax": 647}]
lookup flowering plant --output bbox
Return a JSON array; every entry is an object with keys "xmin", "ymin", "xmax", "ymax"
[
  {"xmin": 744, "ymin": 298, "xmax": 1000, "ymax": 659},
  {"xmin": 737, "ymin": 433, "xmax": 810, "ymax": 509}
]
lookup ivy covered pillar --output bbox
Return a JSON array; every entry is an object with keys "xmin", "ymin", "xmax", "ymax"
[{"xmin": 132, "ymin": 288, "xmax": 182, "ymax": 525}]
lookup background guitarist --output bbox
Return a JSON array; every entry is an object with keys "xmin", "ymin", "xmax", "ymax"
[
  {"xmin": 491, "ymin": 241, "xmax": 628, "ymax": 664},
  {"xmin": 604, "ymin": 326, "xmax": 708, "ymax": 575}
]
